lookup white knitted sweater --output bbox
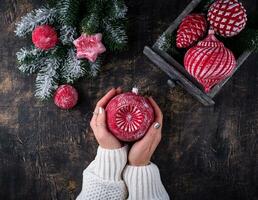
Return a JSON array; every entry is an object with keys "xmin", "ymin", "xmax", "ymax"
[{"xmin": 76, "ymin": 146, "xmax": 170, "ymax": 200}]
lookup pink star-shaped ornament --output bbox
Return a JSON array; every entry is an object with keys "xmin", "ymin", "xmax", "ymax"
[{"xmin": 73, "ymin": 33, "xmax": 106, "ymax": 62}]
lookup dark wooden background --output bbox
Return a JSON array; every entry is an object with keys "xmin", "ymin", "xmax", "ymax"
[{"xmin": 0, "ymin": 0, "xmax": 258, "ymax": 199}]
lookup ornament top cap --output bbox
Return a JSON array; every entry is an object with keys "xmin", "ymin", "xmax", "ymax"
[
  {"xmin": 132, "ymin": 87, "xmax": 139, "ymax": 94},
  {"xmin": 197, "ymin": 29, "xmax": 224, "ymax": 48}
]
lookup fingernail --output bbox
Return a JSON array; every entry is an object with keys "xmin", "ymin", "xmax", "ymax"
[{"xmin": 99, "ymin": 107, "xmax": 103, "ymax": 114}]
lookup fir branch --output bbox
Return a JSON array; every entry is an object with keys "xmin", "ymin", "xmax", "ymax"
[
  {"xmin": 16, "ymin": 47, "xmax": 48, "ymax": 74},
  {"xmin": 18, "ymin": 63, "xmax": 43, "ymax": 74},
  {"xmin": 108, "ymin": 0, "xmax": 128, "ymax": 19},
  {"xmin": 14, "ymin": 7, "xmax": 56, "ymax": 37},
  {"xmin": 102, "ymin": 19, "xmax": 127, "ymax": 51},
  {"xmin": 61, "ymin": 49, "xmax": 85, "ymax": 83},
  {"xmin": 239, "ymin": 29, "xmax": 258, "ymax": 52},
  {"xmin": 88, "ymin": 57, "xmax": 103, "ymax": 77},
  {"xmin": 35, "ymin": 58, "xmax": 60, "ymax": 99},
  {"xmin": 155, "ymin": 33, "xmax": 172, "ymax": 52},
  {"xmin": 81, "ymin": 14, "xmax": 100, "ymax": 34},
  {"xmin": 60, "ymin": 25, "xmax": 78, "ymax": 45},
  {"xmin": 56, "ymin": 0, "xmax": 80, "ymax": 26},
  {"xmin": 16, "ymin": 46, "xmax": 45, "ymax": 64}
]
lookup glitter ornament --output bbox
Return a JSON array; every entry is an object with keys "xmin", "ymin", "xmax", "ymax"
[
  {"xmin": 207, "ymin": 0, "xmax": 247, "ymax": 37},
  {"xmin": 54, "ymin": 85, "xmax": 78, "ymax": 109},
  {"xmin": 176, "ymin": 13, "xmax": 208, "ymax": 48},
  {"xmin": 32, "ymin": 25, "xmax": 58, "ymax": 50},
  {"xmin": 184, "ymin": 30, "xmax": 237, "ymax": 92},
  {"xmin": 106, "ymin": 88, "xmax": 154, "ymax": 142}
]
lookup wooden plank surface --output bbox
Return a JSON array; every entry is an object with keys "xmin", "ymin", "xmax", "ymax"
[{"xmin": 0, "ymin": 0, "xmax": 258, "ymax": 199}]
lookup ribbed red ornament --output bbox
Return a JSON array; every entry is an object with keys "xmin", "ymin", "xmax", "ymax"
[
  {"xmin": 207, "ymin": 0, "xmax": 247, "ymax": 37},
  {"xmin": 184, "ymin": 30, "xmax": 237, "ymax": 92},
  {"xmin": 176, "ymin": 13, "xmax": 208, "ymax": 48},
  {"xmin": 106, "ymin": 88, "xmax": 154, "ymax": 142}
]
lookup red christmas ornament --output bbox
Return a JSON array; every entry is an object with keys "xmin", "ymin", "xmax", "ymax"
[
  {"xmin": 207, "ymin": 0, "xmax": 247, "ymax": 37},
  {"xmin": 184, "ymin": 30, "xmax": 237, "ymax": 92},
  {"xmin": 73, "ymin": 33, "xmax": 106, "ymax": 62},
  {"xmin": 32, "ymin": 25, "xmax": 58, "ymax": 50},
  {"xmin": 176, "ymin": 13, "xmax": 208, "ymax": 48},
  {"xmin": 106, "ymin": 88, "xmax": 154, "ymax": 142},
  {"xmin": 54, "ymin": 85, "xmax": 78, "ymax": 109}
]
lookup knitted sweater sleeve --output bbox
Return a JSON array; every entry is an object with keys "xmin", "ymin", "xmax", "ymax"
[
  {"xmin": 123, "ymin": 163, "xmax": 170, "ymax": 200},
  {"xmin": 76, "ymin": 146, "xmax": 128, "ymax": 200}
]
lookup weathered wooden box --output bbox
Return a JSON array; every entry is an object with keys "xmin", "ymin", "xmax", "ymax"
[{"xmin": 144, "ymin": 0, "xmax": 253, "ymax": 106}]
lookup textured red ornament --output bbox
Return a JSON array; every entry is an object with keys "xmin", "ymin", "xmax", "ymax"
[
  {"xmin": 54, "ymin": 85, "xmax": 78, "ymax": 109},
  {"xmin": 207, "ymin": 0, "xmax": 247, "ymax": 37},
  {"xmin": 176, "ymin": 13, "xmax": 208, "ymax": 48},
  {"xmin": 106, "ymin": 88, "xmax": 154, "ymax": 142},
  {"xmin": 184, "ymin": 30, "xmax": 237, "ymax": 92},
  {"xmin": 32, "ymin": 25, "xmax": 58, "ymax": 50}
]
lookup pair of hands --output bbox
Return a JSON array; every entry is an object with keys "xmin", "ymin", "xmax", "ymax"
[{"xmin": 90, "ymin": 88, "xmax": 163, "ymax": 166}]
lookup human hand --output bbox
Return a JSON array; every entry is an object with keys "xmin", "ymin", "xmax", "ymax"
[
  {"xmin": 90, "ymin": 88, "xmax": 122, "ymax": 149},
  {"xmin": 128, "ymin": 97, "xmax": 163, "ymax": 166}
]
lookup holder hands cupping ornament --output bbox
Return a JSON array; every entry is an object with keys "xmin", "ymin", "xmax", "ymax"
[{"xmin": 106, "ymin": 88, "xmax": 154, "ymax": 142}]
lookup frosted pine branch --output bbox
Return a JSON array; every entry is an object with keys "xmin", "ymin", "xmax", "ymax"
[
  {"xmin": 88, "ymin": 57, "xmax": 102, "ymax": 77},
  {"xmin": 110, "ymin": 0, "xmax": 128, "ymax": 19},
  {"xmin": 156, "ymin": 33, "xmax": 172, "ymax": 52},
  {"xmin": 18, "ymin": 63, "xmax": 40, "ymax": 74},
  {"xmin": 35, "ymin": 58, "xmax": 60, "ymax": 99},
  {"xmin": 103, "ymin": 19, "xmax": 127, "ymax": 51},
  {"xmin": 60, "ymin": 25, "xmax": 78, "ymax": 45},
  {"xmin": 56, "ymin": 0, "xmax": 80, "ymax": 26},
  {"xmin": 16, "ymin": 47, "xmax": 43, "ymax": 63},
  {"xmin": 61, "ymin": 49, "xmax": 85, "ymax": 83},
  {"xmin": 15, "ymin": 7, "xmax": 56, "ymax": 37}
]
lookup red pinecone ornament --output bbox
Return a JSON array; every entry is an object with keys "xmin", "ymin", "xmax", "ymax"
[
  {"xmin": 176, "ymin": 13, "xmax": 208, "ymax": 48},
  {"xmin": 106, "ymin": 88, "xmax": 154, "ymax": 142},
  {"xmin": 207, "ymin": 0, "xmax": 247, "ymax": 37},
  {"xmin": 32, "ymin": 25, "xmax": 58, "ymax": 50},
  {"xmin": 54, "ymin": 85, "xmax": 78, "ymax": 109},
  {"xmin": 184, "ymin": 30, "xmax": 237, "ymax": 92}
]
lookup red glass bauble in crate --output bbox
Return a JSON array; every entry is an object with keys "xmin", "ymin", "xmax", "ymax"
[
  {"xmin": 184, "ymin": 30, "xmax": 237, "ymax": 92},
  {"xmin": 106, "ymin": 88, "xmax": 154, "ymax": 142},
  {"xmin": 176, "ymin": 13, "xmax": 208, "ymax": 48},
  {"xmin": 207, "ymin": 0, "xmax": 247, "ymax": 37}
]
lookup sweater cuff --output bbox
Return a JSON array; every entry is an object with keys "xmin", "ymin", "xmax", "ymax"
[
  {"xmin": 123, "ymin": 163, "xmax": 170, "ymax": 200},
  {"xmin": 94, "ymin": 145, "xmax": 128, "ymax": 181}
]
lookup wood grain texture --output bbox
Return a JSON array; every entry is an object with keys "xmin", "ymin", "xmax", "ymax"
[{"xmin": 0, "ymin": 0, "xmax": 257, "ymax": 199}]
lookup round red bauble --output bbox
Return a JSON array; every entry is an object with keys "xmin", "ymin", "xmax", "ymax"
[
  {"xmin": 54, "ymin": 85, "xmax": 78, "ymax": 109},
  {"xmin": 184, "ymin": 30, "xmax": 237, "ymax": 92},
  {"xmin": 106, "ymin": 88, "xmax": 154, "ymax": 142},
  {"xmin": 176, "ymin": 13, "xmax": 208, "ymax": 48},
  {"xmin": 32, "ymin": 25, "xmax": 58, "ymax": 50},
  {"xmin": 207, "ymin": 0, "xmax": 247, "ymax": 37}
]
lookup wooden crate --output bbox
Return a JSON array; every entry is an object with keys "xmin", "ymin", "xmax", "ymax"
[{"xmin": 144, "ymin": 0, "xmax": 253, "ymax": 106}]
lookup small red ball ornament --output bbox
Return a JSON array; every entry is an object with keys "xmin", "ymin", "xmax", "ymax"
[
  {"xmin": 54, "ymin": 85, "xmax": 78, "ymax": 109},
  {"xmin": 176, "ymin": 13, "xmax": 208, "ymax": 48},
  {"xmin": 32, "ymin": 25, "xmax": 58, "ymax": 50},
  {"xmin": 184, "ymin": 30, "xmax": 237, "ymax": 92},
  {"xmin": 207, "ymin": 0, "xmax": 247, "ymax": 37},
  {"xmin": 106, "ymin": 88, "xmax": 154, "ymax": 142}
]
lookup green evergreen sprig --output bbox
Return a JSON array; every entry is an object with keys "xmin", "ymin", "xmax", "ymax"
[
  {"xmin": 80, "ymin": 0, "xmax": 128, "ymax": 51},
  {"xmin": 15, "ymin": 0, "xmax": 128, "ymax": 100}
]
